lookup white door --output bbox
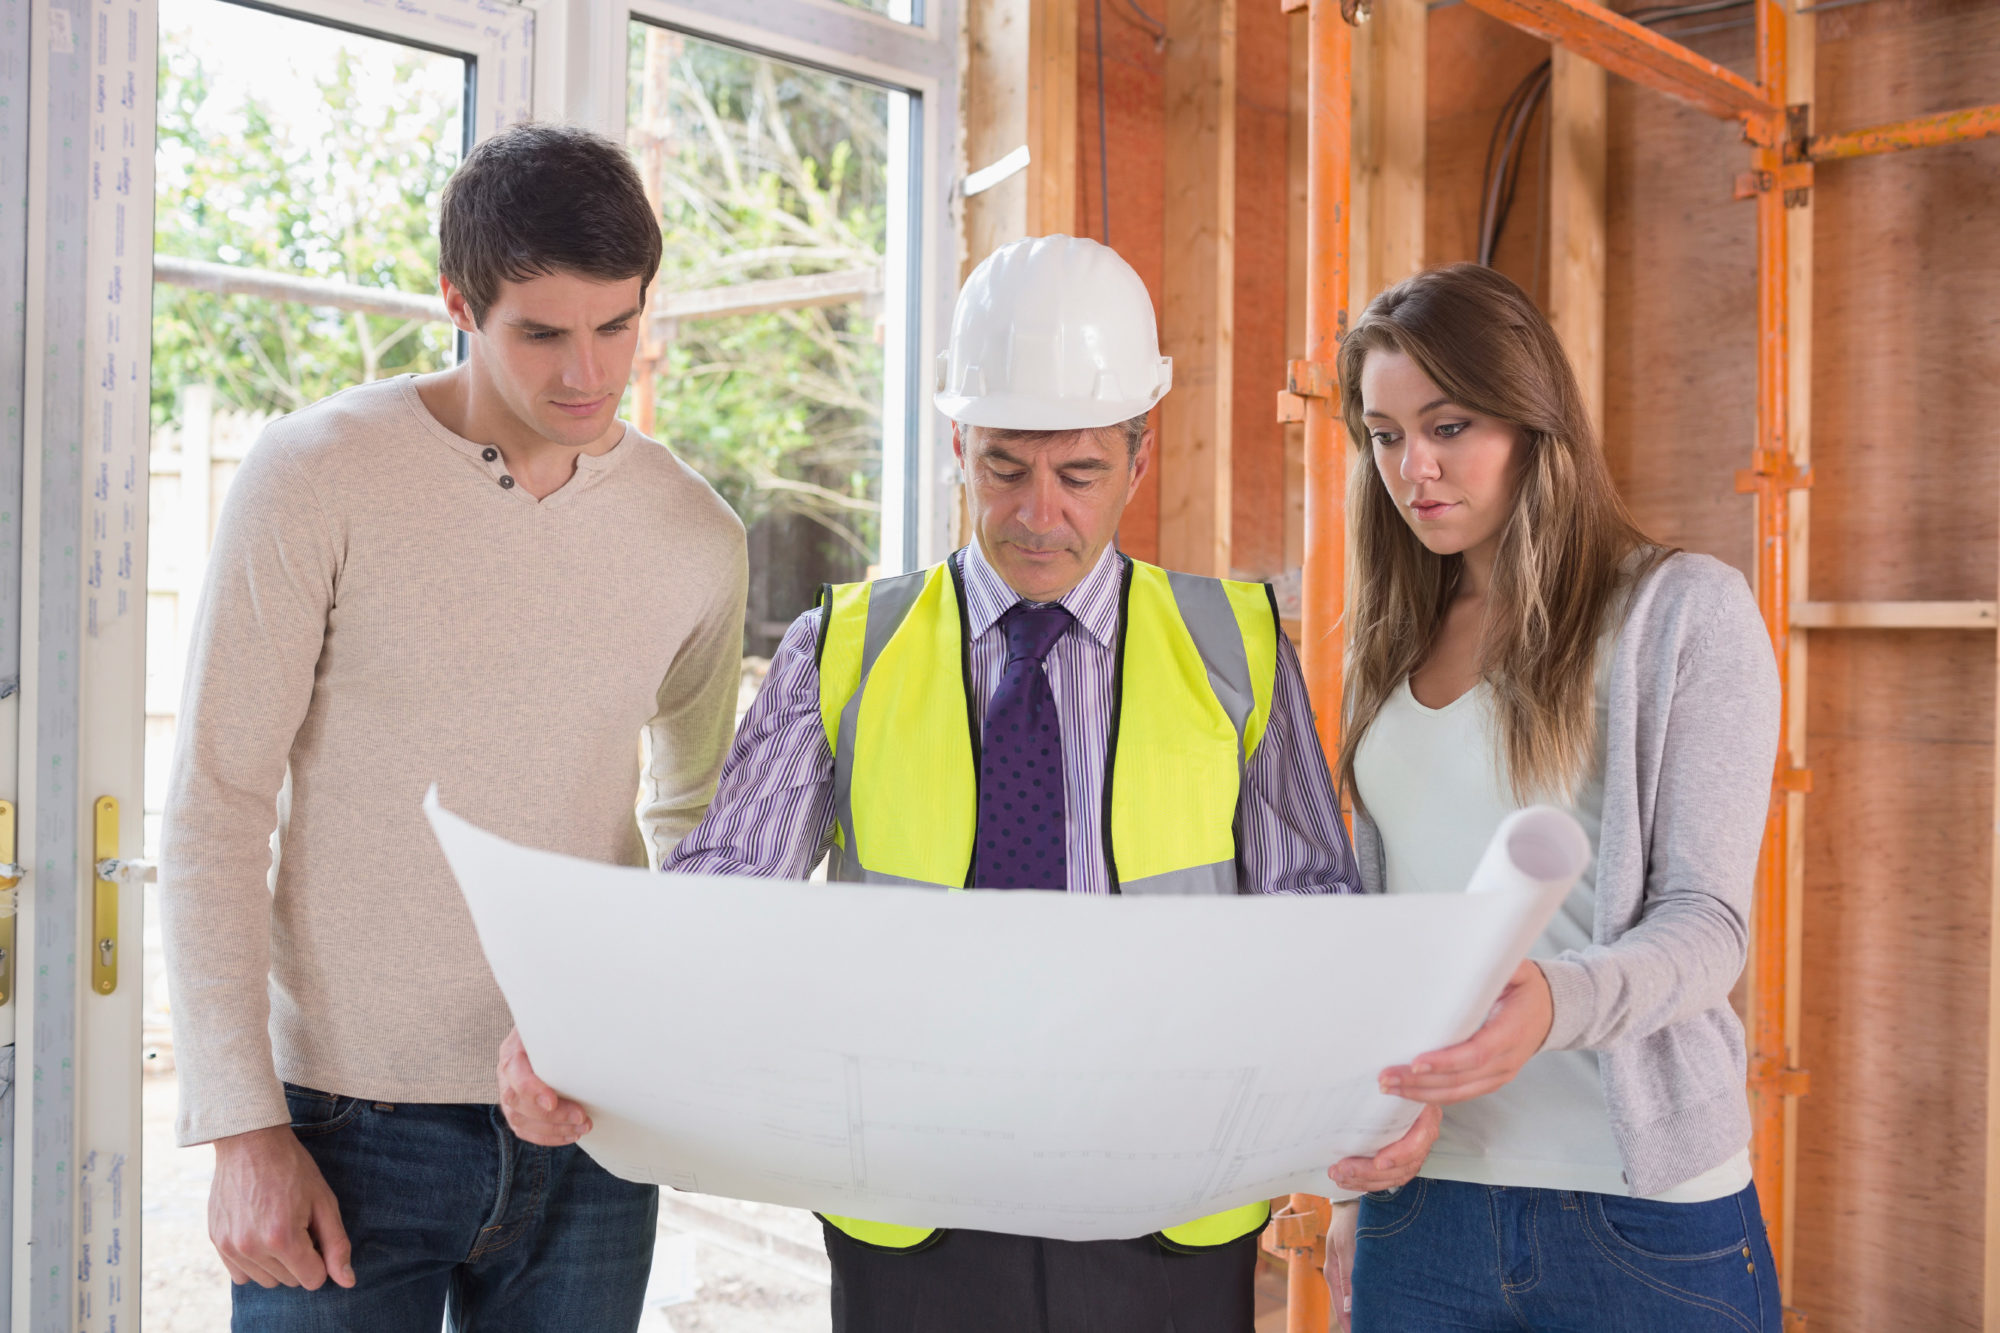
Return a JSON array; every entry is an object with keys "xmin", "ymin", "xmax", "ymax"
[{"xmin": 8, "ymin": 2, "xmax": 537, "ymax": 1328}]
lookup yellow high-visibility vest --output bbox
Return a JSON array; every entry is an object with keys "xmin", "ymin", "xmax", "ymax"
[{"xmin": 814, "ymin": 551, "xmax": 1280, "ymax": 1252}]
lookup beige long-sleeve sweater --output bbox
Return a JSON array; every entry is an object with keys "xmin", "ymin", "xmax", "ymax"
[{"xmin": 161, "ymin": 375, "xmax": 747, "ymax": 1146}]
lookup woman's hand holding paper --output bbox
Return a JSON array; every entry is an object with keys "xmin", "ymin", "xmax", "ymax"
[
  {"xmin": 1326, "ymin": 1103, "xmax": 1442, "ymax": 1193},
  {"xmin": 1378, "ymin": 959, "xmax": 1555, "ymax": 1104}
]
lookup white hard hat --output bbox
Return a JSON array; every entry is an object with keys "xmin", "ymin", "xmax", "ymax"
[{"xmin": 934, "ymin": 234, "xmax": 1172, "ymax": 431}]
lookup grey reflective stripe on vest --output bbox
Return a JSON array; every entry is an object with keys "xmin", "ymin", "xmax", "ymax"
[
  {"xmin": 1163, "ymin": 570, "xmax": 1256, "ymax": 764},
  {"xmin": 829, "ymin": 569, "xmax": 932, "ymax": 883},
  {"xmin": 1119, "ymin": 860, "xmax": 1238, "ymax": 896},
  {"xmin": 835, "ymin": 865, "xmax": 952, "ymax": 888},
  {"xmin": 1133, "ymin": 573, "xmax": 1259, "ymax": 896}
]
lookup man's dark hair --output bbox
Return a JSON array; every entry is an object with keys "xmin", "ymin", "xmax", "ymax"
[{"xmin": 439, "ymin": 122, "xmax": 663, "ymax": 326}]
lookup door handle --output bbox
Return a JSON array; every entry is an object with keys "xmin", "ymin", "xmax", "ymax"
[
  {"xmin": 0, "ymin": 801, "xmax": 19, "ymax": 1007},
  {"xmin": 93, "ymin": 796, "xmax": 119, "ymax": 995}
]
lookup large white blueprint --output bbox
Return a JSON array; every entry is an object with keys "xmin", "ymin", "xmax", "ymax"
[{"xmin": 425, "ymin": 792, "xmax": 1584, "ymax": 1242}]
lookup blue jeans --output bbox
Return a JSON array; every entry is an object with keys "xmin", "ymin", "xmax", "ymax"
[
  {"xmin": 1351, "ymin": 1177, "xmax": 1780, "ymax": 1333},
  {"xmin": 232, "ymin": 1083, "xmax": 659, "ymax": 1332}
]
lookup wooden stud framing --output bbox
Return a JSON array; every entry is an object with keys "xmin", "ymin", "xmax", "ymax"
[
  {"xmin": 1028, "ymin": 0, "xmax": 1079, "ymax": 237},
  {"xmin": 1348, "ymin": 0, "xmax": 1427, "ymax": 315},
  {"xmin": 963, "ymin": 0, "xmax": 1078, "ymax": 274},
  {"xmin": 1159, "ymin": 0, "xmax": 1238, "ymax": 577},
  {"xmin": 1284, "ymin": 4, "xmax": 1310, "ymax": 604},
  {"xmin": 1792, "ymin": 601, "xmax": 1997, "ymax": 631},
  {"xmin": 1233, "ymin": 0, "xmax": 1296, "ymax": 582},
  {"xmin": 1546, "ymin": 47, "xmax": 1606, "ymax": 435},
  {"xmin": 962, "ymin": 2, "xmax": 1025, "ymax": 276}
]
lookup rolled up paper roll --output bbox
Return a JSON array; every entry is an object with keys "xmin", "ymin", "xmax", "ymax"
[{"xmin": 1464, "ymin": 805, "xmax": 1592, "ymax": 896}]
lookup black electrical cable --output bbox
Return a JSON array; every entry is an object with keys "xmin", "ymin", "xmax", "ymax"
[
  {"xmin": 1492, "ymin": 65, "xmax": 1549, "ymax": 263},
  {"xmin": 1475, "ymin": 0, "xmax": 1758, "ymax": 270},
  {"xmin": 1653, "ymin": 14, "xmax": 1754, "ymax": 36},
  {"xmin": 1478, "ymin": 60, "xmax": 1550, "ymax": 267},
  {"xmin": 1094, "ymin": 0, "xmax": 1111, "ymax": 243},
  {"xmin": 1623, "ymin": 0, "xmax": 1750, "ymax": 22},
  {"xmin": 1475, "ymin": 70, "xmax": 1534, "ymax": 260},
  {"xmin": 1108, "ymin": 0, "xmax": 1165, "ymax": 42},
  {"xmin": 1121, "ymin": 0, "xmax": 1166, "ymax": 36}
]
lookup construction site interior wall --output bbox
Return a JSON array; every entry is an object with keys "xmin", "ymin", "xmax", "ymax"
[{"xmin": 1057, "ymin": 0, "xmax": 2000, "ymax": 1327}]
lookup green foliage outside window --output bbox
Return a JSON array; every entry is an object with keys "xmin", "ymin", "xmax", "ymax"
[
  {"xmin": 150, "ymin": 31, "xmax": 462, "ymax": 427},
  {"xmin": 629, "ymin": 26, "xmax": 888, "ymax": 566}
]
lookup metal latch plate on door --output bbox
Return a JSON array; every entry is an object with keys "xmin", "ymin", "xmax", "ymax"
[
  {"xmin": 93, "ymin": 796, "xmax": 119, "ymax": 995},
  {"xmin": 0, "ymin": 801, "xmax": 19, "ymax": 1006}
]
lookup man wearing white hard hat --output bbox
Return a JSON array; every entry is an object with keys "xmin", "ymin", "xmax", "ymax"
[{"xmin": 498, "ymin": 235, "xmax": 1440, "ymax": 1330}]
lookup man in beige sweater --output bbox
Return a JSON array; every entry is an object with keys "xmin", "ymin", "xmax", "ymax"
[{"xmin": 160, "ymin": 123, "xmax": 747, "ymax": 1331}]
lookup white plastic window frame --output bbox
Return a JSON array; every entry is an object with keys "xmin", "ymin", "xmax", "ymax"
[
  {"xmin": 547, "ymin": 0, "xmax": 962, "ymax": 574},
  {"xmin": 217, "ymin": 0, "xmax": 536, "ymax": 134}
]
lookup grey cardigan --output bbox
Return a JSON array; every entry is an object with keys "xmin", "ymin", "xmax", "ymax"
[{"xmin": 1352, "ymin": 551, "xmax": 1780, "ymax": 1196}]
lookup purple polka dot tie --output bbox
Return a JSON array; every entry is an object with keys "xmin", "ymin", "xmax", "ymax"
[{"xmin": 973, "ymin": 602, "xmax": 1073, "ymax": 890}]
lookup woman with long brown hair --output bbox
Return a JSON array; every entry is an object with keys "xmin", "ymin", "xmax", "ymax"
[{"xmin": 1327, "ymin": 263, "xmax": 1782, "ymax": 1331}]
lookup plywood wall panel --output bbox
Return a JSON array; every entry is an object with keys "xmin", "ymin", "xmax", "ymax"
[
  {"xmin": 1786, "ymin": 5, "xmax": 2000, "ymax": 1328},
  {"xmin": 1806, "ymin": 3, "xmax": 2000, "ymax": 605},
  {"xmin": 1795, "ymin": 631, "xmax": 1994, "ymax": 1332},
  {"xmin": 1601, "ymin": 27, "xmax": 1757, "ymax": 577}
]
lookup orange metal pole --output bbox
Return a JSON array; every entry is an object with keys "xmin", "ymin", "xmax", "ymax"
[
  {"xmin": 1274, "ymin": 3, "xmax": 1351, "ymax": 1329},
  {"xmin": 1267, "ymin": 1194, "xmax": 1334, "ymax": 1332},
  {"xmin": 1806, "ymin": 101, "xmax": 2000, "ymax": 162},
  {"xmin": 1298, "ymin": 0, "xmax": 1352, "ymax": 767},
  {"xmin": 1744, "ymin": 0, "xmax": 1806, "ymax": 1287}
]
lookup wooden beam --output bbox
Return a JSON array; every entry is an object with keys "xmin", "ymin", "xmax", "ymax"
[
  {"xmin": 963, "ymin": 0, "xmax": 1032, "ymax": 279},
  {"xmin": 1232, "ymin": 0, "xmax": 1295, "ymax": 580},
  {"xmin": 1546, "ymin": 48, "xmax": 1606, "ymax": 436},
  {"xmin": 1158, "ymin": 0, "xmax": 1237, "ymax": 577},
  {"xmin": 962, "ymin": 0, "xmax": 1075, "ymax": 271},
  {"xmin": 1791, "ymin": 601, "xmax": 1996, "ymax": 630},
  {"xmin": 1027, "ymin": 0, "xmax": 1079, "ymax": 235},
  {"xmin": 1461, "ymin": 0, "xmax": 1777, "ymax": 128},
  {"xmin": 1283, "ymin": 4, "xmax": 1310, "ymax": 604},
  {"xmin": 1348, "ymin": 0, "xmax": 1427, "ymax": 315}
]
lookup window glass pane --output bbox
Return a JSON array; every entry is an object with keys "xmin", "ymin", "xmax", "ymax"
[
  {"xmin": 628, "ymin": 22, "xmax": 907, "ymax": 656},
  {"xmin": 153, "ymin": 0, "xmax": 465, "ymax": 424}
]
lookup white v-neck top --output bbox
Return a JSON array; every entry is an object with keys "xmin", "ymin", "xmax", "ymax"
[{"xmin": 1355, "ymin": 660, "xmax": 1752, "ymax": 1202}]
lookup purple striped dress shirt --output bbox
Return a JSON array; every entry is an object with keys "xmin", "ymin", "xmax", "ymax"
[{"xmin": 666, "ymin": 541, "xmax": 1361, "ymax": 895}]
